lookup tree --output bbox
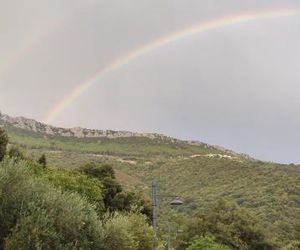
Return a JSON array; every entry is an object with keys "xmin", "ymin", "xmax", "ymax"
[
  {"xmin": 38, "ymin": 154, "xmax": 47, "ymax": 168},
  {"xmin": 80, "ymin": 162, "xmax": 115, "ymax": 179},
  {"xmin": 179, "ymin": 200, "xmax": 269, "ymax": 250},
  {"xmin": 79, "ymin": 163, "xmax": 122, "ymax": 210},
  {"xmin": 0, "ymin": 128, "xmax": 8, "ymax": 162},
  {"xmin": 0, "ymin": 159, "xmax": 105, "ymax": 249},
  {"xmin": 41, "ymin": 169, "xmax": 105, "ymax": 214},
  {"xmin": 103, "ymin": 212, "xmax": 158, "ymax": 250}
]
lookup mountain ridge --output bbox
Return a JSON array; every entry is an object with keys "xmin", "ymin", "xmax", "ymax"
[
  {"xmin": 0, "ymin": 111, "xmax": 253, "ymax": 159},
  {"xmin": 0, "ymin": 111, "xmax": 192, "ymax": 140}
]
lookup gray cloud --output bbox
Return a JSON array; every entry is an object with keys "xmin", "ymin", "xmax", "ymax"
[{"xmin": 0, "ymin": 0, "xmax": 300, "ymax": 163}]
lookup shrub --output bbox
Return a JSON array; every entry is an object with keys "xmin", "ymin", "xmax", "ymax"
[
  {"xmin": 103, "ymin": 213, "xmax": 137, "ymax": 250},
  {"xmin": 103, "ymin": 212, "xmax": 158, "ymax": 250},
  {"xmin": 179, "ymin": 200, "xmax": 268, "ymax": 250},
  {"xmin": 7, "ymin": 145, "xmax": 25, "ymax": 161},
  {"xmin": 79, "ymin": 162, "xmax": 124, "ymax": 211},
  {"xmin": 0, "ymin": 159, "xmax": 105, "ymax": 249},
  {"xmin": 40, "ymin": 168, "xmax": 105, "ymax": 214},
  {"xmin": 0, "ymin": 128, "xmax": 8, "ymax": 161},
  {"xmin": 38, "ymin": 154, "xmax": 47, "ymax": 168},
  {"xmin": 80, "ymin": 162, "xmax": 115, "ymax": 179},
  {"xmin": 283, "ymin": 241, "xmax": 300, "ymax": 250},
  {"xmin": 187, "ymin": 236, "xmax": 232, "ymax": 250},
  {"xmin": 79, "ymin": 162, "xmax": 152, "ymax": 217}
]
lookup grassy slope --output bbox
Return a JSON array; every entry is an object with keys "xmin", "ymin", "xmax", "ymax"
[{"xmin": 5, "ymin": 125, "xmax": 300, "ymax": 247}]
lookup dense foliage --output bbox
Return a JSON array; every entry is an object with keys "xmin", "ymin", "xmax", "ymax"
[
  {"xmin": 176, "ymin": 200, "xmax": 269, "ymax": 249},
  {"xmin": 187, "ymin": 236, "xmax": 231, "ymax": 250},
  {"xmin": 1, "ymin": 126, "xmax": 299, "ymax": 249},
  {"xmin": 38, "ymin": 153, "xmax": 47, "ymax": 167},
  {"xmin": 0, "ymin": 159, "xmax": 105, "ymax": 249},
  {"xmin": 0, "ymin": 128, "xmax": 8, "ymax": 161},
  {"xmin": 7, "ymin": 145, "xmax": 25, "ymax": 161},
  {"xmin": 0, "ymin": 158, "xmax": 157, "ymax": 250},
  {"xmin": 39, "ymin": 167, "xmax": 106, "ymax": 214},
  {"xmin": 103, "ymin": 212, "xmax": 158, "ymax": 250},
  {"xmin": 79, "ymin": 162, "xmax": 152, "ymax": 218},
  {"xmin": 0, "ymin": 127, "xmax": 158, "ymax": 250}
]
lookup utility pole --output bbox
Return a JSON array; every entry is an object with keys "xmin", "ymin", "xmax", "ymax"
[
  {"xmin": 151, "ymin": 180, "xmax": 157, "ymax": 235},
  {"xmin": 151, "ymin": 180, "xmax": 183, "ymax": 249},
  {"xmin": 167, "ymin": 222, "xmax": 171, "ymax": 250}
]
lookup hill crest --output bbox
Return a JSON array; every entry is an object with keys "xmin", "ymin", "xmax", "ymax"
[
  {"xmin": 0, "ymin": 111, "xmax": 255, "ymax": 159},
  {"xmin": 0, "ymin": 112, "xmax": 207, "ymax": 143}
]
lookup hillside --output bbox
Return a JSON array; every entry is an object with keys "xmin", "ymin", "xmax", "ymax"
[{"xmin": 0, "ymin": 112, "xmax": 299, "ymax": 248}]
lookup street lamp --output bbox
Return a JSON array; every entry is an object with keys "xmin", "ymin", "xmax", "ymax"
[
  {"xmin": 170, "ymin": 198, "xmax": 184, "ymax": 206},
  {"xmin": 151, "ymin": 180, "xmax": 183, "ymax": 235}
]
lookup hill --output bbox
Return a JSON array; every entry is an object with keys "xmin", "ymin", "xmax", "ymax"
[{"xmin": 0, "ymin": 112, "xmax": 299, "ymax": 248}]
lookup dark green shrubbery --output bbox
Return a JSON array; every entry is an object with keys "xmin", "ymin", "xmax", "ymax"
[
  {"xmin": 282, "ymin": 240, "xmax": 300, "ymax": 250},
  {"xmin": 37, "ymin": 153, "xmax": 47, "ymax": 168},
  {"xmin": 7, "ymin": 145, "xmax": 26, "ymax": 161},
  {"xmin": 103, "ymin": 212, "xmax": 158, "ymax": 250},
  {"xmin": 79, "ymin": 162, "xmax": 152, "ymax": 218},
  {"xmin": 187, "ymin": 236, "xmax": 231, "ymax": 250},
  {"xmin": 178, "ymin": 200, "xmax": 269, "ymax": 250},
  {"xmin": 0, "ymin": 159, "xmax": 105, "ymax": 249},
  {"xmin": 0, "ymin": 128, "xmax": 8, "ymax": 162},
  {"xmin": 0, "ymin": 157, "xmax": 158, "ymax": 249},
  {"xmin": 0, "ymin": 129, "xmax": 159, "ymax": 249},
  {"xmin": 40, "ymin": 168, "xmax": 105, "ymax": 214},
  {"xmin": 79, "ymin": 163, "xmax": 122, "ymax": 209}
]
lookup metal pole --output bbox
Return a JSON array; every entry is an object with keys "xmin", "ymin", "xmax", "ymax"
[
  {"xmin": 167, "ymin": 222, "xmax": 171, "ymax": 250},
  {"xmin": 151, "ymin": 180, "xmax": 157, "ymax": 235}
]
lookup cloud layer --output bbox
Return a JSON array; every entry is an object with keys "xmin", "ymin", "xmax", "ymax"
[{"xmin": 1, "ymin": 0, "xmax": 300, "ymax": 163}]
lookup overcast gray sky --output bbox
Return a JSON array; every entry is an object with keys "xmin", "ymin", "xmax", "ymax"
[{"xmin": 1, "ymin": 0, "xmax": 300, "ymax": 163}]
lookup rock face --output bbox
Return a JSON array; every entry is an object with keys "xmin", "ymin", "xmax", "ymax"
[
  {"xmin": 0, "ymin": 112, "xmax": 152, "ymax": 139},
  {"xmin": 0, "ymin": 111, "xmax": 253, "ymax": 159},
  {"xmin": 0, "ymin": 112, "xmax": 204, "ymax": 143}
]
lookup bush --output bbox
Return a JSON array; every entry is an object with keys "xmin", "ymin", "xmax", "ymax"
[
  {"xmin": 38, "ymin": 154, "xmax": 47, "ymax": 168},
  {"xmin": 79, "ymin": 162, "xmax": 127, "ymax": 211},
  {"xmin": 80, "ymin": 162, "xmax": 115, "ymax": 179},
  {"xmin": 7, "ymin": 145, "xmax": 25, "ymax": 161},
  {"xmin": 0, "ymin": 128, "xmax": 8, "ymax": 161},
  {"xmin": 103, "ymin": 213, "xmax": 137, "ymax": 250},
  {"xmin": 0, "ymin": 159, "xmax": 105, "ymax": 249},
  {"xmin": 187, "ymin": 236, "xmax": 232, "ymax": 250},
  {"xmin": 79, "ymin": 162, "xmax": 152, "ymax": 217},
  {"xmin": 283, "ymin": 241, "xmax": 300, "ymax": 250},
  {"xmin": 179, "ymin": 200, "xmax": 268, "ymax": 250},
  {"xmin": 40, "ymin": 168, "xmax": 105, "ymax": 214},
  {"xmin": 103, "ymin": 212, "xmax": 158, "ymax": 250}
]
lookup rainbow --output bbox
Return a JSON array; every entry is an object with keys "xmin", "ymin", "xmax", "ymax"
[
  {"xmin": 0, "ymin": 20, "xmax": 65, "ymax": 79},
  {"xmin": 44, "ymin": 8, "xmax": 300, "ymax": 124},
  {"xmin": 0, "ymin": 11, "xmax": 83, "ymax": 80}
]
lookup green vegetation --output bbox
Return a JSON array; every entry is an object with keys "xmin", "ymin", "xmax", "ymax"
[
  {"xmin": 0, "ymin": 158, "xmax": 157, "ymax": 249},
  {"xmin": 39, "ymin": 167, "xmax": 106, "ymax": 214},
  {"xmin": 103, "ymin": 212, "xmax": 158, "ymax": 250},
  {"xmin": 0, "ymin": 128, "xmax": 157, "ymax": 249},
  {"xmin": 7, "ymin": 145, "xmax": 25, "ymax": 161},
  {"xmin": 0, "ymin": 124, "xmax": 299, "ymax": 249},
  {"xmin": 4, "ymin": 125, "xmax": 222, "ymax": 157},
  {"xmin": 187, "ymin": 236, "xmax": 231, "ymax": 250},
  {"xmin": 0, "ymin": 159, "xmax": 105, "ymax": 249},
  {"xmin": 177, "ymin": 200, "xmax": 269, "ymax": 249},
  {"xmin": 0, "ymin": 128, "xmax": 8, "ymax": 161},
  {"xmin": 38, "ymin": 153, "xmax": 47, "ymax": 168}
]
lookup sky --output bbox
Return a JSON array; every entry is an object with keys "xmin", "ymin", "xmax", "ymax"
[{"xmin": 1, "ymin": 0, "xmax": 300, "ymax": 164}]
